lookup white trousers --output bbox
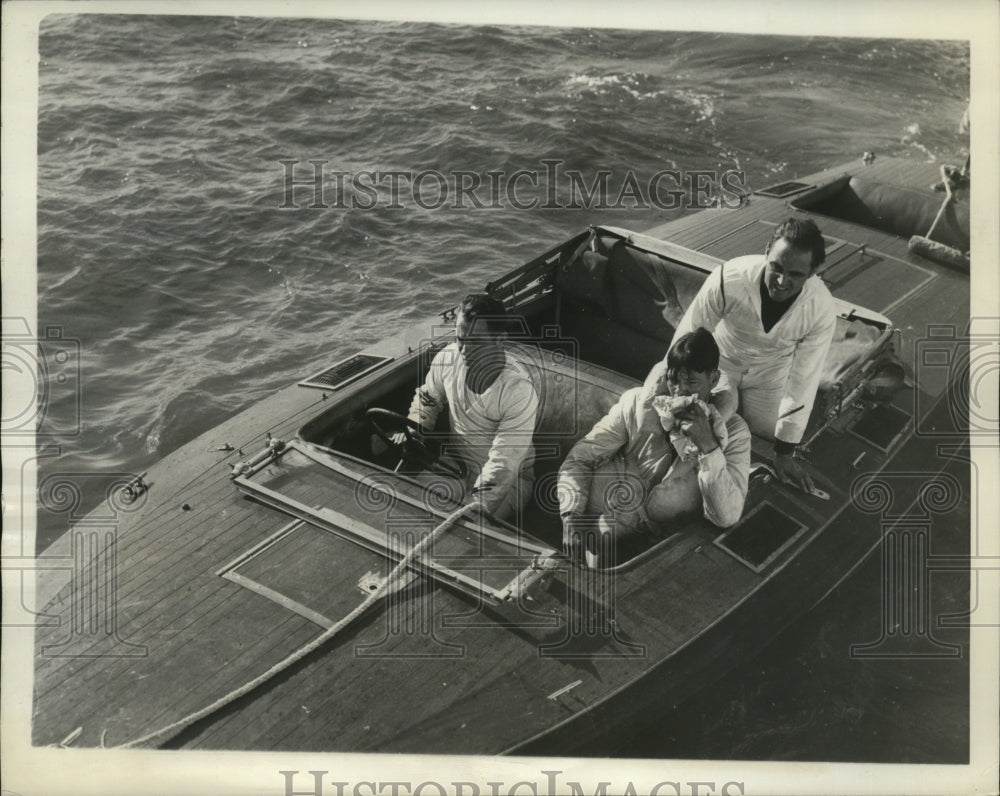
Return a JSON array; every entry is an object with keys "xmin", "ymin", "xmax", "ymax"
[{"xmin": 717, "ymin": 354, "xmax": 791, "ymax": 442}]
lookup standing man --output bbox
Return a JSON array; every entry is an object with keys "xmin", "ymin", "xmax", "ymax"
[
  {"xmin": 401, "ymin": 293, "xmax": 538, "ymax": 519},
  {"xmin": 672, "ymin": 217, "xmax": 836, "ymax": 492}
]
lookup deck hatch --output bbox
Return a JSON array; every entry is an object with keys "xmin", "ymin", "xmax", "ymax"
[
  {"xmin": 299, "ymin": 354, "xmax": 391, "ymax": 391},
  {"xmin": 217, "ymin": 519, "xmax": 340, "ymax": 629},
  {"xmin": 849, "ymin": 403, "xmax": 911, "ymax": 451},
  {"xmin": 714, "ymin": 501, "xmax": 808, "ymax": 572},
  {"xmin": 699, "ymin": 219, "xmax": 845, "ymax": 263},
  {"xmin": 755, "ymin": 180, "xmax": 813, "ymax": 198},
  {"xmin": 232, "ymin": 441, "xmax": 553, "ymax": 607}
]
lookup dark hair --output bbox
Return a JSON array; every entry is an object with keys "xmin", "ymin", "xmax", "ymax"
[
  {"xmin": 667, "ymin": 327, "xmax": 720, "ymax": 375},
  {"xmin": 768, "ymin": 216, "xmax": 826, "ymax": 269},
  {"xmin": 457, "ymin": 293, "xmax": 508, "ymax": 335}
]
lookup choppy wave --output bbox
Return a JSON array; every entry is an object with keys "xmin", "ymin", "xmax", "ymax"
[{"xmin": 36, "ymin": 15, "xmax": 968, "ymax": 535}]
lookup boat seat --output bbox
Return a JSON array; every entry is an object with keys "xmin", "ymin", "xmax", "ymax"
[
  {"xmin": 508, "ymin": 343, "xmax": 638, "ymax": 482},
  {"xmin": 554, "ymin": 234, "xmax": 705, "ymax": 380},
  {"xmin": 501, "ymin": 345, "xmax": 638, "ymax": 541},
  {"xmin": 510, "ymin": 344, "xmax": 636, "ymax": 442}
]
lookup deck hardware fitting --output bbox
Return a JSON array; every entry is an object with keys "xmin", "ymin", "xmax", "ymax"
[
  {"xmin": 852, "ymin": 452, "xmax": 867, "ymax": 468},
  {"xmin": 230, "ymin": 436, "xmax": 286, "ymax": 478},
  {"xmin": 497, "ymin": 553, "xmax": 562, "ymax": 601},
  {"xmin": 358, "ymin": 571, "xmax": 384, "ymax": 595},
  {"xmin": 547, "ymin": 680, "xmax": 583, "ymax": 700},
  {"xmin": 121, "ymin": 472, "xmax": 149, "ymax": 502}
]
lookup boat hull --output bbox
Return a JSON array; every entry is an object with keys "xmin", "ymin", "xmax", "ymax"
[{"xmin": 31, "ymin": 156, "xmax": 972, "ymax": 755}]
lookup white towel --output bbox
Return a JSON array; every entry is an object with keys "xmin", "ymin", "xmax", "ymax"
[{"xmin": 651, "ymin": 394, "xmax": 728, "ymax": 461}]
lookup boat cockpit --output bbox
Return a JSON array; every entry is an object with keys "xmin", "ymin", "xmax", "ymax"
[{"xmin": 278, "ymin": 225, "xmax": 905, "ymax": 573}]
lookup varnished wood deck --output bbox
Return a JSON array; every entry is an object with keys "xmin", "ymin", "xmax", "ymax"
[{"xmin": 33, "ymin": 156, "xmax": 970, "ymax": 754}]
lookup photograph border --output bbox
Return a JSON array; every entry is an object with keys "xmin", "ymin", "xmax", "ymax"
[{"xmin": 3, "ymin": 1, "xmax": 997, "ymax": 794}]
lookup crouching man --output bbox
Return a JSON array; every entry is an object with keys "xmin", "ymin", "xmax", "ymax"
[{"xmin": 558, "ymin": 327, "xmax": 750, "ymax": 566}]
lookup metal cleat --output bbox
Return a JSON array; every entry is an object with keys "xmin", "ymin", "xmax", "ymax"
[
  {"xmin": 120, "ymin": 472, "xmax": 149, "ymax": 502},
  {"xmin": 750, "ymin": 462, "xmax": 830, "ymax": 500},
  {"xmin": 230, "ymin": 436, "xmax": 286, "ymax": 479}
]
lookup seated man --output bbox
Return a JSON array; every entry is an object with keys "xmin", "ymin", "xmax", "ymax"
[
  {"xmin": 558, "ymin": 327, "xmax": 750, "ymax": 566},
  {"xmin": 401, "ymin": 293, "xmax": 538, "ymax": 520},
  {"xmin": 671, "ymin": 217, "xmax": 836, "ymax": 491}
]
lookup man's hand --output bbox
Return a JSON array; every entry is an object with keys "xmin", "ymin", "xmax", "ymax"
[
  {"xmin": 390, "ymin": 428, "xmax": 423, "ymax": 447},
  {"xmin": 774, "ymin": 451, "xmax": 816, "ymax": 493},
  {"xmin": 675, "ymin": 402, "xmax": 719, "ymax": 454},
  {"xmin": 561, "ymin": 513, "xmax": 587, "ymax": 565}
]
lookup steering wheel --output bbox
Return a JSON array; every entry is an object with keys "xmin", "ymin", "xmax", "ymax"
[{"xmin": 366, "ymin": 408, "xmax": 463, "ymax": 478}]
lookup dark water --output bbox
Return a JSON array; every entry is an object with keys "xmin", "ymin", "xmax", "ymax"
[{"xmin": 33, "ymin": 14, "xmax": 970, "ymax": 763}]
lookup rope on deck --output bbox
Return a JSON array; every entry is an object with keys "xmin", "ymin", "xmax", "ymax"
[
  {"xmin": 924, "ymin": 164, "xmax": 955, "ymax": 241},
  {"xmin": 114, "ymin": 502, "xmax": 477, "ymax": 750},
  {"xmin": 907, "ymin": 165, "xmax": 970, "ymax": 272}
]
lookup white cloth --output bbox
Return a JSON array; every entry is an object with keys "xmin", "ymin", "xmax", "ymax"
[
  {"xmin": 407, "ymin": 342, "xmax": 538, "ymax": 515},
  {"xmin": 651, "ymin": 393, "xmax": 729, "ymax": 462},
  {"xmin": 672, "ymin": 254, "xmax": 837, "ymax": 444}
]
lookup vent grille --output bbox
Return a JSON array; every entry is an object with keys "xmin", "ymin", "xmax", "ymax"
[
  {"xmin": 299, "ymin": 354, "xmax": 391, "ymax": 391},
  {"xmin": 756, "ymin": 180, "xmax": 813, "ymax": 198},
  {"xmin": 714, "ymin": 501, "xmax": 807, "ymax": 572},
  {"xmin": 850, "ymin": 403, "xmax": 911, "ymax": 451}
]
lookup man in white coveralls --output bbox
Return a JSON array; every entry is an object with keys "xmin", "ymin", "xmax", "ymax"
[
  {"xmin": 671, "ymin": 217, "xmax": 836, "ymax": 492},
  {"xmin": 401, "ymin": 293, "xmax": 538, "ymax": 519}
]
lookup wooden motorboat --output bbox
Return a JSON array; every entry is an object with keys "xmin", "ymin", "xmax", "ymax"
[{"xmin": 32, "ymin": 154, "xmax": 971, "ymax": 754}]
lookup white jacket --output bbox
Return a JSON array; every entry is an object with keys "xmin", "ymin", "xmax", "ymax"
[
  {"xmin": 673, "ymin": 254, "xmax": 837, "ymax": 444},
  {"xmin": 407, "ymin": 343, "xmax": 538, "ymax": 513},
  {"xmin": 557, "ymin": 361, "xmax": 750, "ymax": 529}
]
